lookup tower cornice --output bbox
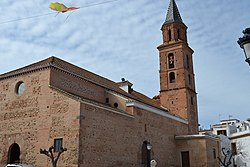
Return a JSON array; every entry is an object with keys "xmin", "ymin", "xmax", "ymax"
[
  {"xmin": 159, "ymin": 87, "xmax": 197, "ymax": 95},
  {"xmin": 161, "ymin": 20, "xmax": 187, "ymax": 31},
  {"xmin": 157, "ymin": 41, "xmax": 194, "ymax": 53}
]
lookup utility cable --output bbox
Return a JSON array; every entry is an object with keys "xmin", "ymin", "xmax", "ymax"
[{"xmin": 0, "ymin": 0, "xmax": 120, "ymax": 25}]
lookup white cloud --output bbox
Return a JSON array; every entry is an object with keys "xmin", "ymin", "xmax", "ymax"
[{"xmin": 0, "ymin": 0, "xmax": 249, "ymax": 127}]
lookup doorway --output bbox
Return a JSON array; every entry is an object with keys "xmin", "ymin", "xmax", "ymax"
[
  {"xmin": 7, "ymin": 143, "xmax": 21, "ymax": 164},
  {"xmin": 181, "ymin": 151, "xmax": 190, "ymax": 167}
]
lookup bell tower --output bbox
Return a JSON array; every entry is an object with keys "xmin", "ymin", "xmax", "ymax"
[{"xmin": 157, "ymin": 0, "xmax": 198, "ymax": 134}]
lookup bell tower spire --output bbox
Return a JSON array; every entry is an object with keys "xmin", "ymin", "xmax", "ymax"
[
  {"xmin": 157, "ymin": 0, "xmax": 198, "ymax": 134},
  {"xmin": 164, "ymin": 0, "xmax": 183, "ymax": 24}
]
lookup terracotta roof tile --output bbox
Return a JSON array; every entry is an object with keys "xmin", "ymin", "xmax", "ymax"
[{"xmin": 0, "ymin": 56, "xmax": 169, "ymax": 112}]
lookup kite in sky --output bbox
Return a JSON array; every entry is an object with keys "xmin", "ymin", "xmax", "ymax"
[{"xmin": 49, "ymin": 2, "xmax": 80, "ymax": 13}]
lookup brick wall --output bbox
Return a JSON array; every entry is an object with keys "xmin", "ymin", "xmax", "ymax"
[
  {"xmin": 0, "ymin": 66, "xmax": 190, "ymax": 167},
  {"xmin": 79, "ymin": 102, "xmax": 188, "ymax": 167},
  {"xmin": 0, "ymin": 69, "xmax": 80, "ymax": 167}
]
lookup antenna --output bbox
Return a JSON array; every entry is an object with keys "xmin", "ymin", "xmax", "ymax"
[{"xmin": 229, "ymin": 115, "xmax": 233, "ymax": 121}]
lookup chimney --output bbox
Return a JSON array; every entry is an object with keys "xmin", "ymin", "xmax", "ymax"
[{"xmin": 117, "ymin": 78, "xmax": 133, "ymax": 93}]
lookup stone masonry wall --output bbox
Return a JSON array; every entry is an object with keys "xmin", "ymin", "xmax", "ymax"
[
  {"xmin": 79, "ymin": 102, "xmax": 189, "ymax": 167},
  {"xmin": 0, "ymin": 69, "xmax": 80, "ymax": 167},
  {"xmin": 0, "ymin": 67, "xmax": 191, "ymax": 167}
]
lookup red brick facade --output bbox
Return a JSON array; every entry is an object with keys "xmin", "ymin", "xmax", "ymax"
[{"xmin": 158, "ymin": 21, "xmax": 198, "ymax": 134}]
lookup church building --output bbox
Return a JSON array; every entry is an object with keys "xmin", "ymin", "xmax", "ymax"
[{"xmin": 0, "ymin": 0, "xmax": 220, "ymax": 166}]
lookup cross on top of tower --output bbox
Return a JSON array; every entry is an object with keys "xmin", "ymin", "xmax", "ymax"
[{"xmin": 164, "ymin": 0, "xmax": 183, "ymax": 24}]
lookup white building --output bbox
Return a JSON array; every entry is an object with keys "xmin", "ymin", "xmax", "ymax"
[
  {"xmin": 200, "ymin": 119, "xmax": 250, "ymax": 167},
  {"xmin": 212, "ymin": 119, "xmax": 239, "ymax": 136},
  {"xmin": 229, "ymin": 120, "xmax": 250, "ymax": 167}
]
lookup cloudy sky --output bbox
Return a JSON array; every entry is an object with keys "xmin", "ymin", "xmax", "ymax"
[{"xmin": 0, "ymin": 0, "xmax": 249, "ymax": 128}]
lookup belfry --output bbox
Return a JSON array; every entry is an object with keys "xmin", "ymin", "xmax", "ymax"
[{"xmin": 157, "ymin": 0, "xmax": 198, "ymax": 134}]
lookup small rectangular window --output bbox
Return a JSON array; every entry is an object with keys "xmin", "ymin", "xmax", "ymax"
[
  {"xmin": 54, "ymin": 138, "xmax": 63, "ymax": 152},
  {"xmin": 217, "ymin": 130, "xmax": 227, "ymax": 136},
  {"xmin": 213, "ymin": 148, "xmax": 216, "ymax": 159},
  {"xmin": 231, "ymin": 143, "xmax": 237, "ymax": 155},
  {"xmin": 105, "ymin": 98, "xmax": 109, "ymax": 103}
]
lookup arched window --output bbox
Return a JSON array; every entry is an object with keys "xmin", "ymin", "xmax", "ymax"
[
  {"xmin": 168, "ymin": 53, "xmax": 175, "ymax": 69},
  {"xmin": 177, "ymin": 29, "xmax": 180, "ymax": 39},
  {"xmin": 191, "ymin": 96, "xmax": 194, "ymax": 105},
  {"xmin": 188, "ymin": 74, "xmax": 191, "ymax": 85},
  {"xmin": 186, "ymin": 54, "xmax": 190, "ymax": 69},
  {"xmin": 168, "ymin": 29, "xmax": 172, "ymax": 41},
  {"xmin": 169, "ymin": 72, "xmax": 176, "ymax": 83},
  {"xmin": 142, "ymin": 141, "xmax": 147, "ymax": 166}
]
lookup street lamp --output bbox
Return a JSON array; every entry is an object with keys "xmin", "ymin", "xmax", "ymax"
[
  {"xmin": 146, "ymin": 142, "xmax": 152, "ymax": 151},
  {"xmin": 238, "ymin": 27, "xmax": 250, "ymax": 65},
  {"xmin": 146, "ymin": 141, "xmax": 152, "ymax": 167}
]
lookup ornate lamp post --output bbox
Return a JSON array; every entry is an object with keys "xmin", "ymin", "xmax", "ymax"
[{"xmin": 238, "ymin": 27, "xmax": 250, "ymax": 65}]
